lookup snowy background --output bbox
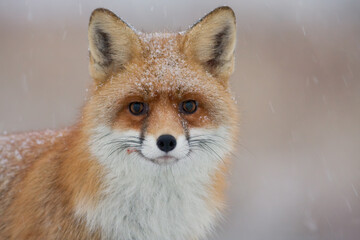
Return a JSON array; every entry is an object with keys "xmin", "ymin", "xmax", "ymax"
[{"xmin": 1, "ymin": 0, "xmax": 360, "ymax": 239}]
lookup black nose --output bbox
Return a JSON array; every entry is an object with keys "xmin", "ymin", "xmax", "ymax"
[{"xmin": 157, "ymin": 134, "xmax": 177, "ymax": 152}]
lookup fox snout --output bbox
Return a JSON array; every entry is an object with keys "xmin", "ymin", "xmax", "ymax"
[{"xmin": 141, "ymin": 132, "xmax": 189, "ymax": 165}]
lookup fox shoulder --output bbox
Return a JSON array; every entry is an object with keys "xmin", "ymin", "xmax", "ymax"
[{"xmin": 0, "ymin": 130, "xmax": 69, "ymax": 215}]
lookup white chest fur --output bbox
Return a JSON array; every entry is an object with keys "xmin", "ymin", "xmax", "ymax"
[
  {"xmin": 87, "ymin": 166, "xmax": 217, "ymax": 240},
  {"xmin": 77, "ymin": 126, "xmax": 230, "ymax": 240}
]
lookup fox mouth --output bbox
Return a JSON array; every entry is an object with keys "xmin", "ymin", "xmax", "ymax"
[
  {"xmin": 152, "ymin": 156, "xmax": 179, "ymax": 165},
  {"xmin": 123, "ymin": 143, "xmax": 184, "ymax": 165},
  {"xmin": 145, "ymin": 154, "xmax": 179, "ymax": 165},
  {"xmin": 134, "ymin": 150, "xmax": 179, "ymax": 165}
]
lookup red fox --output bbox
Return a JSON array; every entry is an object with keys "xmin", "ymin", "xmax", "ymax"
[{"xmin": 0, "ymin": 6, "xmax": 238, "ymax": 240}]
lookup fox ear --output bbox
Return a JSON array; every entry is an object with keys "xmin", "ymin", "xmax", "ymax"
[
  {"xmin": 182, "ymin": 7, "xmax": 236, "ymax": 79},
  {"xmin": 88, "ymin": 8, "xmax": 142, "ymax": 83}
]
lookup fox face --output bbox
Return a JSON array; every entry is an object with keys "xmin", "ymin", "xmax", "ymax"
[
  {"xmin": 85, "ymin": 8, "xmax": 238, "ymax": 167},
  {"xmin": 74, "ymin": 7, "xmax": 239, "ymax": 240}
]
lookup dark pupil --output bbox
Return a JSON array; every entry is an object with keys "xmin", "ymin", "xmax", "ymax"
[
  {"xmin": 184, "ymin": 101, "xmax": 195, "ymax": 112},
  {"xmin": 131, "ymin": 103, "xmax": 142, "ymax": 114}
]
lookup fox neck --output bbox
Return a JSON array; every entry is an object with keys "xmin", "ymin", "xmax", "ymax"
[{"xmin": 72, "ymin": 125, "xmax": 224, "ymax": 240}]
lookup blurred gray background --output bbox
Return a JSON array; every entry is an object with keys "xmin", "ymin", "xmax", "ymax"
[{"xmin": 1, "ymin": 0, "xmax": 360, "ymax": 239}]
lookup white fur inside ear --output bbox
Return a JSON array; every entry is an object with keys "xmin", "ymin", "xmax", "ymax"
[
  {"xmin": 183, "ymin": 7, "xmax": 236, "ymax": 78},
  {"xmin": 78, "ymin": 125, "xmax": 232, "ymax": 240}
]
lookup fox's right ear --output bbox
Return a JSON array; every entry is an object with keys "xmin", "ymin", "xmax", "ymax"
[{"xmin": 88, "ymin": 8, "xmax": 142, "ymax": 83}]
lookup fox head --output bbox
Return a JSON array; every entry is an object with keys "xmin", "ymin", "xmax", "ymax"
[{"xmin": 84, "ymin": 7, "xmax": 238, "ymax": 169}]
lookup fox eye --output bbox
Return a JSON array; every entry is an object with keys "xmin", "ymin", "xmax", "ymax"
[
  {"xmin": 129, "ymin": 102, "xmax": 146, "ymax": 115},
  {"xmin": 181, "ymin": 100, "xmax": 197, "ymax": 114}
]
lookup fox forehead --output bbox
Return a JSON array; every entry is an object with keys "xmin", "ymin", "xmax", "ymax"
[{"xmin": 100, "ymin": 33, "xmax": 227, "ymax": 99}]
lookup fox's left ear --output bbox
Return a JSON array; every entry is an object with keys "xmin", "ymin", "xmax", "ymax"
[
  {"xmin": 88, "ymin": 8, "xmax": 142, "ymax": 83},
  {"xmin": 182, "ymin": 6, "xmax": 236, "ymax": 80}
]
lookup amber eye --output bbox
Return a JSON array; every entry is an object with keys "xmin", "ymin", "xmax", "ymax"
[
  {"xmin": 129, "ymin": 102, "xmax": 146, "ymax": 115},
  {"xmin": 181, "ymin": 100, "xmax": 197, "ymax": 114}
]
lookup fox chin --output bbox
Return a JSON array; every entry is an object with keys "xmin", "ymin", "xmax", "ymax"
[{"xmin": 0, "ymin": 6, "xmax": 239, "ymax": 240}]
